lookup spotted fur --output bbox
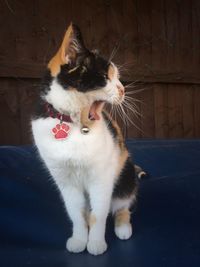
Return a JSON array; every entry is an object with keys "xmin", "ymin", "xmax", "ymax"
[{"xmin": 31, "ymin": 23, "xmax": 138, "ymax": 256}]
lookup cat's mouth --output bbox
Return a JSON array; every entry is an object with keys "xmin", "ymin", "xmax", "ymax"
[{"xmin": 89, "ymin": 100, "xmax": 105, "ymax": 120}]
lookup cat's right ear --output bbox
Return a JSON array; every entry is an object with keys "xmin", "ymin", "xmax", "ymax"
[{"xmin": 48, "ymin": 23, "xmax": 86, "ymax": 76}]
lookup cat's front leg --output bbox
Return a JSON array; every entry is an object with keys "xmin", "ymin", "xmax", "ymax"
[
  {"xmin": 87, "ymin": 182, "xmax": 113, "ymax": 255},
  {"xmin": 60, "ymin": 185, "xmax": 88, "ymax": 253}
]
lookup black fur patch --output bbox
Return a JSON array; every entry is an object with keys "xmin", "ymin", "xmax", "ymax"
[
  {"xmin": 32, "ymin": 70, "xmax": 53, "ymax": 119},
  {"xmin": 32, "ymin": 98, "xmax": 48, "ymax": 120},
  {"xmin": 112, "ymin": 157, "xmax": 138, "ymax": 199},
  {"xmin": 57, "ymin": 52, "xmax": 109, "ymax": 92},
  {"xmin": 40, "ymin": 69, "xmax": 53, "ymax": 94}
]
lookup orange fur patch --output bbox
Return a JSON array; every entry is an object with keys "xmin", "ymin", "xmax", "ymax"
[
  {"xmin": 108, "ymin": 64, "xmax": 115, "ymax": 80},
  {"xmin": 48, "ymin": 24, "xmax": 73, "ymax": 76},
  {"xmin": 103, "ymin": 111, "xmax": 127, "ymax": 151},
  {"xmin": 101, "ymin": 111, "xmax": 129, "ymax": 176},
  {"xmin": 89, "ymin": 214, "xmax": 97, "ymax": 228},
  {"xmin": 48, "ymin": 50, "xmax": 63, "ymax": 77},
  {"xmin": 82, "ymin": 209, "xmax": 89, "ymax": 228},
  {"xmin": 117, "ymin": 149, "xmax": 129, "ymax": 176},
  {"xmin": 115, "ymin": 209, "xmax": 131, "ymax": 227}
]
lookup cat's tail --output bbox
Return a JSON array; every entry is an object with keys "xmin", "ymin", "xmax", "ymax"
[{"xmin": 134, "ymin": 164, "xmax": 147, "ymax": 179}]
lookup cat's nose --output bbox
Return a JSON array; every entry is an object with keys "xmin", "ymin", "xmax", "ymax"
[{"xmin": 117, "ymin": 84, "xmax": 124, "ymax": 97}]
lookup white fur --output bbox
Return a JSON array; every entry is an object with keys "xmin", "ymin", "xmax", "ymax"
[
  {"xmin": 115, "ymin": 223, "xmax": 132, "ymax": 240},
  {"xmin": 32, "ymin": 116, "xmax": 119, "ymax": 255},
  {"xmin": 111, "ymin": 197, "xmax": 136, "ymax": 214},
  {"xmin": 32, "ymin": 67, "xmax": 127, "ymax": 255}
]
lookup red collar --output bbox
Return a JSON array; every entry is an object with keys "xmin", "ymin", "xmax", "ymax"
[{"xmin": 45, "ymin": 103, "xmax": 73, "ymax": 123}]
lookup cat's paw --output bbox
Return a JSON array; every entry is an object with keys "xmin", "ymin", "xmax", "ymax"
[
  {"xmin": 87, "ymin": 240, "xmax": 107, "ymax": 256},
  {"xmin": 115, "ymin": 223, "xmax": 132, "ymax": 240},
  {"xmin": 52, "ymin": 123, "xmax": 70, "ymax": 140},
  {"xmin": 66, "ymin": 237, "xmax": 87, "ymax": 253}
]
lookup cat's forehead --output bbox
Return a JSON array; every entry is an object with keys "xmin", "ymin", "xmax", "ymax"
[
  {"xmin": 77, "ymin": 50, "xmax": 118, "ymax": 77},
  {"xmin": 82, "ymin": 52, "xmax": 108, "ymax": 69}
]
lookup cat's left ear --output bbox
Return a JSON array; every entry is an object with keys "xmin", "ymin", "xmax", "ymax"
[
  {"xmin": 48, "ymin": 23, "xmax": 87, "ymax": 76},
  {"xmin": 60, "ymin": 23, "xmax": 86, "ymax": 65}
]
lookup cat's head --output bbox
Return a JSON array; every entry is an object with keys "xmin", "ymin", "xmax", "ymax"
[{"xmin": 44, "ymin": 23, "xmax": 124, "ymax": 121}]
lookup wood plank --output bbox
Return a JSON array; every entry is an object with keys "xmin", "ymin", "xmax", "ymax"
[
  {"xmin": 35, "ymin": 0, "xmax": 72, "ymax": 64},
  {"xmin": 151, "ymin": 0, "xmax": 168, "ymax": 71},
  {"xmin": 154, "ymin": 84, "xmax": 169, "ymax": 138},
  {"xmin": 0, "ymin": 0, "xmax": 200, "ymax": 84},
  {"xmin": 167, "ymin": 84, "xmax": 183, "ymax": 138},
  {"xmin": 191, "ymin": 0, "xmax": 200, "ymax": 68},
  {"xmin": 0, "ymin": 0, "xmax": 71, "ymax": 68},
  {"xmin": 0, "ymin": 61, "xmax": 45, "ymax": 78},
  {"xmin": 0, "ymin": 0, "xmax": 200, "ymax": 143},
  {"xmin": 106, "ymin": 0, "xmax": 124, "ymax": 64},
  {"xmin": 0, "ymin": 79, "xmax": 21, "ymax": 145},
  {"xmin": 140, "ymin": 85, "xmax": 155, "ymax": 138},
  {"xmin": 1, "ymin": 59, "xmax": 200, "ymax": 84},
  {"xmin": 194, "ymin": 85, "xmax": 200, "ymax": 137},
  {"xmin": 136, "ymin": 0, "xmax": 152, "ymax": 76},
  {"xmin": 182, "ymin": 85, "xmax": 194, "ymax": 138},
  {"xmin": 18, "ymin": 79, "xmax": 40, "ymax": 144},
  {"xmin": 126, "ymin": 88, "xmax": 142, "ymax": 139},
  {"xmin": 178, "ymin": 0, "xmax": 193, "ymax": 73},
  {"xmin": 164, "ymin": 0, "xmax": 180, "ymax": 73},
  {"xmin": 86, "ymin": 0, "xmax": 110, "ymax": 56},
  {"xmin": 122, "ymin": 0, "xmax": 139, "ymax": 79}
]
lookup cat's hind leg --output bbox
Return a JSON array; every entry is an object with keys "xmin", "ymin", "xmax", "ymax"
[{"xmin": 111, "ymin": 197, "xmax": 135, "ymax": 240}]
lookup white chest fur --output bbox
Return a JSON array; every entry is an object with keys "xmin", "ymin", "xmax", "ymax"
[{"xmin": 31, "ymin": 117, "xmax": 120, "ymax": 190}]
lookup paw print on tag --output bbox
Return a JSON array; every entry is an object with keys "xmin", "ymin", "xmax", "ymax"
[{"xmin": 52, "ymin": 123, "xmax": 70, "ymax": 140}]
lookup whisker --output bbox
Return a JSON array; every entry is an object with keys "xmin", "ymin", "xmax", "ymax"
[
  {"xmin": 124, "ymin": 81, "xmax": 139, "ymax": 88},
  {"xmin": 124, "ymin": 96, "xmax": 141, "ymax": 111},
  {"xmin": 104, "ymin": 92, "xmax": 145, "ymax": 136},
  {"xmin": 109, "ymin": 40, "xmax": 121, "ymax": 62},
  {"xmin": 122, "ymin": 109, "xmax": 143, "ymax": 134},
  {"xmin": 124, "ymin": 106, "xmax": 142, "ymax": 121},
  {"xmin": 115, "ymin": 61, "xmax": 136, "ymax": 71},
  {"xmin": 115, "ymin": 105, "xmax": 126, "ymax": 137},
  {"xmin": 124, "ymin": 96, "xmax": 143, "ymax": 104},
  {"xmin": 122, "ymin": 102, "xmax": 142, "ymax": 119},
  {"xmin": 119, "ymin": 103, "xmax": 129, "ymax": 136},
  {"xmin": 123, "ymin": 103, "xmax": 140, "ymax": 117},
  {"xmin": 125, "ymin": 87, "xmax": 149, "ymax": 94},
  {"xmin": 104, "ymin": 103, "xmax": 114, "ymax": 127},
  {"xmin": 111, "ymin": 102, "xmax": 128, "ymax": 138},
  {"xmin": 120, "ymin": 107, "xmax": 138, "ymax": 128}
]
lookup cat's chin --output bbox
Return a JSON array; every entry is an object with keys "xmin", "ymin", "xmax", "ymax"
[{"xmin": 89, "ymin": 100, "xmax": 105, "ymax": 120}]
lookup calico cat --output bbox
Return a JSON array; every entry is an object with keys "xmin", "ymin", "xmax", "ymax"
[{"xmin": 31, "ymin": 23, "xmax": 139, "ymax": 256}]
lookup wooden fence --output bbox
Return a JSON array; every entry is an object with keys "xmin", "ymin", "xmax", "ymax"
[{"xmin": 0, "ymin": 0, "xmax": 200, "ymax": 144}]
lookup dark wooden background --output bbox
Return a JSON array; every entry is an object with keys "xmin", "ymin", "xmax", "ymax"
[{"xmin": 0, "ymin": 0, "xmax": 200, "ymax": 145}]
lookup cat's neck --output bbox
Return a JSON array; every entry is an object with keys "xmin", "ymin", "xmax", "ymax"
[{"xmin": 42, "ymin": 79, "xmax": 104, "ymax": 127}]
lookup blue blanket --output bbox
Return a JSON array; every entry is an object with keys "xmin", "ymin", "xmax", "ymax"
[{"xmin": 0, "ymin": 140, "xmax": 200, "ymax": 267}]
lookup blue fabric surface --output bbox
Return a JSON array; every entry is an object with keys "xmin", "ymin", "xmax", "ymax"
[{"xmin": 0, "ymin": 140, "xmax": 200, "ymax": 267}]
